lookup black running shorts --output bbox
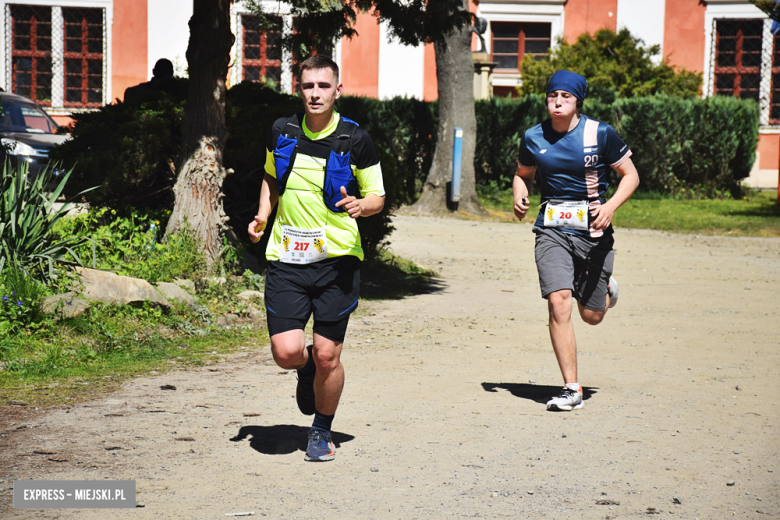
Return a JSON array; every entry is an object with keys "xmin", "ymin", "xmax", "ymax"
[
  {"xmin": 266, "ymin": 315, "xmax": 350, "ymax": 343},
  {"xmin": 533, "ymin": 226, "xmax": 614, "ymax": 311},
  {"xmin": 264, "ymin": 255, "xmax": 360, "ymax": 322}
]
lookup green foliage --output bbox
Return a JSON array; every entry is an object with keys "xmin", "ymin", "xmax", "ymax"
[
  {"xmin": 747, "ymin": 0, "xmax": 780, "ymax": 22},
  {"xmin": 222, "ymin": 81, "xmax": 301, "ymax": 261},
  {"xmin": 243, "ymin": 0, "xmax": 470, "ymax": 64},
  {"xmin": 337, "ymin": 95, "xmax": 437, "ymax": 203},
  {"xmin": 0, "ymin": 163, "xmax": 89, "ymax": 280},
  {"xmin": 52, "ymin": 207, "xmax": 205, "ymax": 283},
  {"xmin": 0, "ymin": 263, "xmax": 44, "ymax": 335},
  {"xmin": 471, "ymin": 94, "xmax": 759, "ymax": 198},
  {"xmin": 612, "ymin": 95, "xmax": 760, "ymax": 195},
  {"xmin": 53, "ymin": 80, "xmax": 412, "ymax": 265},
  {"xmin": 474, "ymin": 95, "xmax": 547, "ymax": 190},
  {"xmin": 518, "ymin": 29, "xmax": 702, "ymax": 101},
  {"xmin": 49, "ymin": 79, "xmax": 188, "ymax": 211}
]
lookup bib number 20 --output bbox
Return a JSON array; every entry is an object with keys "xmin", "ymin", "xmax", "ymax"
[{"xmin": 584, "ymin": 154, "xmax": 599, "ymax": 167}]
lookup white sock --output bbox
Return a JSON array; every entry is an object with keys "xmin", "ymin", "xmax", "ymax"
[{"xmin": 565, "ymin": 382, "xmax": 581, "ymax": 393}]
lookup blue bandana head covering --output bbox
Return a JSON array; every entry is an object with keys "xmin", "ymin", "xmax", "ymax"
[{"xmin": 546, "ymin": 70, "xmax": 588, "ymax": 101}]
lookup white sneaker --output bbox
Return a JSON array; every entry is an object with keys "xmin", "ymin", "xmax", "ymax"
[
  {"xmin": 546, "ymin": 388, "xmax": 584, "ymax": 411},
  {"xmin": 608, "ymin": 276, "xmax": 619, "ymax": 309}
]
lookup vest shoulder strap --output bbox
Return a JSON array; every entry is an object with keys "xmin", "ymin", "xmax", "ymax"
[
  {"xmin": 280, "ymin": 112, "xmax": 304, "ymax": 139},
  {"xmin": 332, "ymin": 116, "xmax": 359, "ymax": 157}
]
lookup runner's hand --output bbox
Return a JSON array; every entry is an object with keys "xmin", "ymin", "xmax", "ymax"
[
  {"xmin": 335, "ymin": 186, "xmax": 362, "ymax": 218},
  {"xmin": 513, "ymin": 197, "xmax": 529, "ymax": 220},
  {"xmin": 590, "ymin": 202, "xmax": 616, "ymax": 230},
  {"xmin": 248, "ymin": 215, "xmax": 267, "ymax": 243}
]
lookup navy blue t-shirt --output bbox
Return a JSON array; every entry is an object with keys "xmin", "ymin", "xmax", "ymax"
[{"xmin": 518, "ymin": 115, "xmax": 632, "ymax": 238}]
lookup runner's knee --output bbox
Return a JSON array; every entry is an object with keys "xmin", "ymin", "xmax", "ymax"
[
  {"xmin": 579, "ymin": 307, "xmax": 605, "ymax": 326},
  {"xmin": 311, "ymin": 341, "xmax": 342, "ymax": 372},
  {"xmin": 269, "ymin": 327, "xmax": 306, "ymax": 368},
  {"xmin": 547, "ymin": 291, "xmax": 573, "ymax": 322}
]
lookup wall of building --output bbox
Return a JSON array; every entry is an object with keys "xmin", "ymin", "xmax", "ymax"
[
  {"xmin": 663, "ymin": 0, "xmax": 706, "ymax": 73},
  {"xmin": 748, "ymin": 133, "xmax": 780, "ymax": 190},
  {"xmin": 616, "ymin": 0, "xmax": 665, "ymax": 62},
  {"xmin": 147, "ymin": 0, "xmax": 192, "ymax": 80},
  {"xmin": 340, "ymin": 11, "xmax": 380, "ymax": 98},
  {"xmin": 377, "ymin": 23, "xmax": 425, "ymax": 100},
  {"xmin": 112, "ymin": 0, "xmax": 148, "ymax": 102},
  {"xmin": 563, "ymin": 0, "xmax": 617, "ymax": 43}
]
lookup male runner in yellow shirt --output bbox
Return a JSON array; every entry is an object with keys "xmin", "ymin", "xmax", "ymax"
[{"xmin": 248, "ymin": 55, "xmax": 384, "ymax": 461}]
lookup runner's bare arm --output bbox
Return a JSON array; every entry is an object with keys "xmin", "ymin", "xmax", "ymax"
[
  {"xmin": 513, "ymin": 162, "xmax": 536, "ymax": 220},
  {"xmin": 335, "ymin": 187, "xmax": 384, "ymax": 219},
  {"xmin": 590, "ymin": 157, "xmax": 640, "ymax": 230},
  {"xmin": 248, "ymin": 173, "xmax": 280, "ymax": 243}
]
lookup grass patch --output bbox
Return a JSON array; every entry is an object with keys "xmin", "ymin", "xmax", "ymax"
[
  {"xmin": 477, "ymin": 187, "xmax": 780, "ymax": 237},
  {"xmin": 615, "ymin": 191, "xmax": 780, "ymax": 236},
  {"xmin": 0, "ymin": 250, "xmax": 438, "ymax": 407},
  {"xmin": 0, "ymin": 302, "xmax": 264, "ymax": 407}
]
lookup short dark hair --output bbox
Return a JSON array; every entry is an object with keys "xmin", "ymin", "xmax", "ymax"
[{"xmin": 299, "ymin": 55, "xmax": 339, "ymax": 81}]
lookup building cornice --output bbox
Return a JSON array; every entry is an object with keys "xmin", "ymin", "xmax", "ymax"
[{"xmin": 477, "ymin": 0, "xmax": 565, "ymax": 4}]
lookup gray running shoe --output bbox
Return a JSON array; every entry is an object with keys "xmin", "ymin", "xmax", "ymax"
[
  {"xmin": 305, "ymin": 428, "xmax": 335, "ymax": 462},
  {"xmin": 546, "ymin": 388, "xmax": 584, "ymax": 411},
  {"xmin": 608, "ymin": 276, "xmax": 619, "ymax": 309}
]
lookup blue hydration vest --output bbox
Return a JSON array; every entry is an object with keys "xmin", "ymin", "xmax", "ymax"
[{"xmin": 272, "ymin": 113, "xmax": 359, "ymax": 213}]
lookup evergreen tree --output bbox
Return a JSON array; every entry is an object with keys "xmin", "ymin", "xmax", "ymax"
[
  {"xmin": 746, "ymin": 0, "xmax": 779, "ymax": 23},
  {"xmin": 244, "ymin": 0, "xmax": 482, "ymax": 214},
  {"xmin": 518, "ymin": 28, "xmax": 702, "ymax": 101}
]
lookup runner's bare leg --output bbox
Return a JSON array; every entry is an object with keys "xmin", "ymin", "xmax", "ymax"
[
  {"xmin": 269, "ymin": 330, "xmax": 344, "ymax": 415},
  {"xmin": 547, "ymin": 289, "xmax": 578, "ymax": 384}
]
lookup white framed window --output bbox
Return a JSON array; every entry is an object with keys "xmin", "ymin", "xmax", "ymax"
[
  {"xmin": 477, "ymin": 1, "xmax": 565, "ymax": 96},
  {"xmin": 230, "ymin": 2, "xmax": 341, "ymax": 95},
  {"xmin": 705, "ymin": 2, "xmax": 779, "ymax": 127},
  {"xmin": 1, "ymin": 0, "xmax": 112, "ymax": 114}
]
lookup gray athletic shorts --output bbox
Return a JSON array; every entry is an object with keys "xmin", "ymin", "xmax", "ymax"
[{"xmin": 533, "ymin": 226, "xmax": 614, "ymax": 311}]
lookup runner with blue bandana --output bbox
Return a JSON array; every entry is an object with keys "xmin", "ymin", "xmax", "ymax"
[
  {"xmin": 513, "ymin": 70, "xmax": 640, "ymax": 411},
  {"xmin": 248, "ymin": 55, "xmax": 385, "ymax": 461}
]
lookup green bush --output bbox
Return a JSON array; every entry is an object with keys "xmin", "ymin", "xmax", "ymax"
[
  {"xmin": 53, "ymin": 81, "xmax": 412, "ymax": 265},
  {"xmin": 0, "ymin": 162, "xmax": 88, "ymax": 279},
  {"xmin": 53, "ymin": 79, "xmax": 760, "ymax": 270},
  {"xmin": 0, "ymin": 263, "xmax": 44, "ymax": 335},
  {"xmin": 474, "ymin": 95, "xmax": 547, "ymax": 190},
  {"xmin": 613, "ymin": 95, "xmax": 760, "ymax": 195},
  {"xmin": 50, "ymin": 78, "xmax": 188, "ymax": 211},
  {"xmin": 337, "ymin": 96, "xmax": 437, "ymax": 203},
  {"xmin": 52, "ymin": 207, "xmax": 205, "ymax": 283},
  {"xmin": 472, "ymin": 94, "xmax": 760, "ymax": 197},
  {"xmin": 518, "ymin": 29, "xmax": 702, "ymax": 100}
]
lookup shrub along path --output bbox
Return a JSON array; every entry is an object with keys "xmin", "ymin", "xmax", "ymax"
[{"xmin": 1, "ymin": 216, "xmax": 778, "ymax": 519}]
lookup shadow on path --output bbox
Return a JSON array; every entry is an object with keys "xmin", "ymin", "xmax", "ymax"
[
  {"xmin": 481, "ymin": 382, "xmax": 598, "ymax": 405},
  {"xmin": 361, "ymin": 256, "xmax": 447, "ymax": 300},
  {"xmin": 230, "ymin": 424, "xmax": 355, "ymax": 455}
]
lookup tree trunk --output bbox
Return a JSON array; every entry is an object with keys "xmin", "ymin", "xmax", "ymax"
[
  {"xmin": 165, "ymin": 0, "xmax": 235, "ymax": 265},
  {"xmin": 411, "ymin": 0, "xmax": 484, "ymax": 215}
]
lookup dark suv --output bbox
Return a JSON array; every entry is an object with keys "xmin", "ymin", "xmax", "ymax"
[{"xmin": 0, "ymin": 92, "xmax": 69, "ymax": 179}]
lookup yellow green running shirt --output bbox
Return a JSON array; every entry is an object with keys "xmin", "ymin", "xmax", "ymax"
[{"xmin": 264, "ymin": 112, "xmax": 384, "ymax": 262}]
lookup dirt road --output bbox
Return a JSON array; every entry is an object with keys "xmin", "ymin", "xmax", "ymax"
[{"xmin": 1, "ymin": 215, "xmax": 779, "ymax": 519}]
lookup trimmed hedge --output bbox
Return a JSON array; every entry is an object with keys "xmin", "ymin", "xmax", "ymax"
[
  {"xmin": 473, "ymin": 94, "xmax": 760, "ymax": 197},
  {"xmin": 51, "ymin": 81, "xmax": 408, "ymax": 263},
  {"xmin": 53, "ymin": 85, "xmax": 760, "ymax": 265},
  {"xmin": 611, "ymin": 95, "xmax": 759, "ymax": 195}
]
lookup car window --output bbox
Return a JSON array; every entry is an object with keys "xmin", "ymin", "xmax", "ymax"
[{"xmin": 0, "ymin": 100, "xmax": 57, "ymax": 134}]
